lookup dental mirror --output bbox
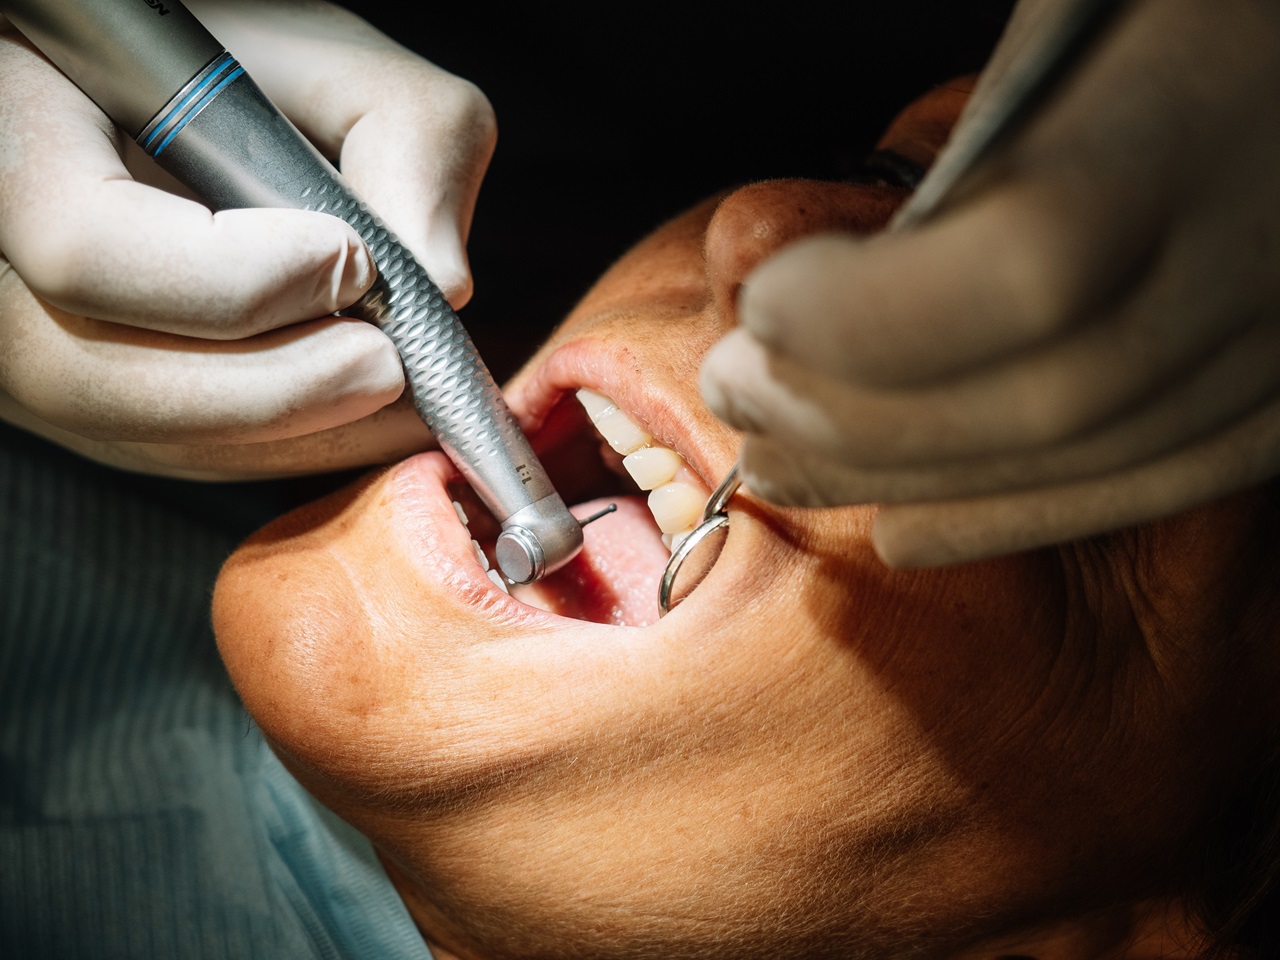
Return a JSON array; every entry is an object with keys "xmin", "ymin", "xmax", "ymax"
[
  {"xmin": 658, "ymin": 464, "xmax": 740, "ymax": 615},
  {"xmin": 656, "ymin": 0, "xmax": 1125, "ymax": 617}
]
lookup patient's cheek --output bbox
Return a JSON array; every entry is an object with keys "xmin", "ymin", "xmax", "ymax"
[{"xmin": 213, "ymin": 533, "xmax": 376, "ymax": 763}]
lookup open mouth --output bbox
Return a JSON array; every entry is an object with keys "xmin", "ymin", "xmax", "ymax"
[{"xmin": 397, "ymin": 338, "xmax": 718, "ymax": 628}]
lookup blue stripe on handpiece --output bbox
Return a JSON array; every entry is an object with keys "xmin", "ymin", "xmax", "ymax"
[
  {"xmin": 142, "ymin": 55, "xmax": 237, "ymax": 151},
  {"xmin": 152, "ymin": 65, "xmax": 245, "ymax": 158}
]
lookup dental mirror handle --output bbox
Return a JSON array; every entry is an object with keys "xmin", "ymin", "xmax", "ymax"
[{"xmin": 1, "ymin": 0, "xmax": 582, "ymax": 584}]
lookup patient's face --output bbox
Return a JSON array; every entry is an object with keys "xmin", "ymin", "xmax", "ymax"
[{"xmin": 213, "ymin": 96, "xmax": 1271, "ymax": 959}]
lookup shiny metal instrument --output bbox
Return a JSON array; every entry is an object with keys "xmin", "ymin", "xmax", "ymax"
[{"xmin": 2, "ymin": 0, "xmax": 583, "ymax": 584}]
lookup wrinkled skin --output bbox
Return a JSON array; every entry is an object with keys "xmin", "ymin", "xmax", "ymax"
[{"xmin": 213, "ymin": 85, "xmax": 1280, "ymax": 960}]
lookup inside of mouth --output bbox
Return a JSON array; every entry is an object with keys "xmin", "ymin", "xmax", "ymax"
[{"xmin": 447, "ymin": 389, "xmax": 711, "ymax": 627}]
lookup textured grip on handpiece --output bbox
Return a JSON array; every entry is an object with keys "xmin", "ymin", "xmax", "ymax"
[
  {"xmin": 313, "ymin": 177, "xmax": 585, "ymax": 584},
  {"xmin": 142, "ymin": 67, "xmax": 584, "ymax": 582},
  {"xmin": 0, "ymin": 0, "xmax": 584, "ymax": 582},
  {"xmin": 0, "ymin": 0, "xmax": 584, "ymax": 581}
]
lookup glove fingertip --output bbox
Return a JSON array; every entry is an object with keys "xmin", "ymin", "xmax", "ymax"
[
  {"xmin": 872, "ymin": 509, "xmax": 980, "ymax": 569},
  {"xmin": 870, "ymin": 513, "xmax": 931, "ymax": 569},
  {"xmin": 429, "ymin": 257, "xmax": 474, "ymax": 311},
  {"xmin": 336, "ymin": 233, "xmax": 377, "ymax": 308},
  {"xmin": 699, "ymin": 332, "xmax": 766, "ymax": 431},
  {"xmin": 739, "ymin": 234, "xmax": 856, "ymax": 340},
  {"xmin": 334, "ymin": 322, "xmax": 406, "ymax": 396},
  {"xmin": 412, "ymin": 226, "xmax": 474, "ymax": 309},
  {"xmin": 739, "ymin": 442, "xmax": 825, "ymax": 509}
]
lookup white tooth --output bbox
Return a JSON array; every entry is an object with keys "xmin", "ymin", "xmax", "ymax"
[
  {"xmin": 487, "ymin": 569, "xmax": 510, "ymax": 594},
  {"xmin": 623, "ymin": 446, "xmax": 682, "ymax": 490},
  {"xmin": 452, "ymin": 500, "xmax": 469, "ymax": 526},
  {"xmin": 576, "ymin": 388, "xmax": 651, "ymax": 455},
  {"xmin": 594, "ymin": 407, "xmax": 651, "ymax": 455},
  {"xmin": 648, "ymin": 482, "xmax": 706, "ymax": 535},
  {"xmin": 576, "ymin": 388, "xmax": 616, "ymax": 422},
  {"xmin": 471, "ymin": 538, "xmax": 490, "ymax": 571},
  {"xmin": 666, "ymin": 528, "xmax": 695, "ymax": 553}
]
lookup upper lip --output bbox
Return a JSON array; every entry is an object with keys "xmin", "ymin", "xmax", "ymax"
[{"xmin": 508, "ymin": 335, "xmax": 731, "ymax": 489}]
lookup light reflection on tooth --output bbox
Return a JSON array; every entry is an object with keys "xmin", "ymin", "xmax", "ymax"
[
  {"xmin": 594, "ymin": 407, "xmax": 650, "ymax": 455},
  {"xmin": 471, "ymin": 538, "xmax": 490, "ymax": 571},
  {"xmin": 623, "ymin": 446, "xmax": 682, "ymax": 490},
  {"xmin": 577, "ymin": 387, "xmax": 711, "ymax": 546},
  {"xmin": 452, "ymin": 500, "xmax": 469, "ymax": 526},
  {"xmin": 575, "ymin": 388, "xmax": 616, "ymax": 422},
  {"xmin": 487, "ymin": 569, "xmax": 510, "ymax": 594},
  {"xmin": 576, "ymin": 388, "xmax": 651, "ymax": 455},
  {"xmin": 648, "ymin": 482, "xmax": 705, "ymax": 535}
]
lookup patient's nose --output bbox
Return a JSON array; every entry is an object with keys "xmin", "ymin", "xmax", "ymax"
[{"xmin": 703, "ymin": 179, "xmax": 904, "ymax": 330}]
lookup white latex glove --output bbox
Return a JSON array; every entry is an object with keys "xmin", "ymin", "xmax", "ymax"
[
  {"xmin": 701, "ymin": 0, "xmax": 1280, "ymax": 567},
  {"xmin": 0, "ymin": 0, "xmax": 496, "ymax": 479}
]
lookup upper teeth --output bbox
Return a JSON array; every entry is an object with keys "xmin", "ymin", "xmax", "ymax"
[
  {"xmin": 576, "ymin": 389, "xmax": 707, "ymax": 549},
  {"xmin": 622, "ymin": 446, "xmax": 682, "ymax": 490},
  {"xmin": 574, "ymin": 388, "xmax": 651, "ymax": 454}
]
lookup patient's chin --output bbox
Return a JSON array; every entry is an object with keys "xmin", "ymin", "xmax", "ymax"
[{"xmin": 214, "ymin": 481, "xmax": 364, "ymax": 717}]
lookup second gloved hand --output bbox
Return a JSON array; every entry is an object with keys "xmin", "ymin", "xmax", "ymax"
[
  {"xmin": 701, "ymin": 0, "xmax": 1280, "ymax": 568},
  {"xmin": 0, "ymin": 0, "xmax": 496, "ymax": 479}
]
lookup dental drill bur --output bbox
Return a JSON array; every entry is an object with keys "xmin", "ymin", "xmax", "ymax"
[{"xmin": 2, "ymin": 0, "xmax": 583, "ymax": 584}]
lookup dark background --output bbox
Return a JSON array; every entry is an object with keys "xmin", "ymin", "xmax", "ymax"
[{"xmin": 338, "ymin": 2, "xmax": 1016, "ymax": 380}]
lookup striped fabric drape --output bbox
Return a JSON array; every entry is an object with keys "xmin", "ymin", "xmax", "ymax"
[{"xmin": 0, "ymin": 425, "xmax": 431, "ymax": 960}]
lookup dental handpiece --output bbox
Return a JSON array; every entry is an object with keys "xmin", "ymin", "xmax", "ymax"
[{"xmin": 1, "ymin": 0, "xmax": 583, "ymax": 584}]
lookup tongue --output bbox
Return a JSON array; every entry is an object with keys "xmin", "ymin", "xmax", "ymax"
[{"xmin": 511, "ymin": 496, "xmax": 667, "ymax": 626}]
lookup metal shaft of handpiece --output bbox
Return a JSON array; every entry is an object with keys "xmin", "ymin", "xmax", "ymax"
[{"xmin": 1, "ymin": 0, "xmax": 585, "ymax": 583}]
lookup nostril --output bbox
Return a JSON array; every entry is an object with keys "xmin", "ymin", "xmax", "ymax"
[{"xmin": 703, "ymin": 178, "xmax": 906, "ymax": 330}]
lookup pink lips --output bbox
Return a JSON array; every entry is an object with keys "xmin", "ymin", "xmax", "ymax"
[
  {"xmin": 383, "ymin": 451, "xmax": 509, "ymax": 605},
  {"xmin": 386, "ymin": 450, "xmax": 669, "ymax": 628}
]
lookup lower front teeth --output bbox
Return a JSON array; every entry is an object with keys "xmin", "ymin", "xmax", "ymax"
[
  {"xmin": 576, "ymin": 389, "xmax": 707, "ymax": 550},
  {"xmin": 471, "ymin": 539, "xmax": 490, "ymax": 572}
]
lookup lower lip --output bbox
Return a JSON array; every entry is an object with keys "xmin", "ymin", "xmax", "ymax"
[{"xmin": 384, "ymin": 452, "xmax": 668, "ymax": 628}]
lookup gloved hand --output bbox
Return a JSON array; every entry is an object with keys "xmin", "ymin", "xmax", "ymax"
[
  {"xmin": 701, "ymin": 0, "xmax": 1280, "ymax": 567},
  {"xmin": 0, "ymin": 0, "xmax": 496, "ymax": 479}
]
